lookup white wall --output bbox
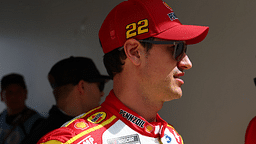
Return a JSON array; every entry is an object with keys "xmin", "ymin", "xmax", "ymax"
[
  {"xmin": 0, "ymin": 0, "xmax": 255, "ymax": 143},
  {"xmin": 0, "ymin": 0, "xmax": 118, "ymax": 116}
]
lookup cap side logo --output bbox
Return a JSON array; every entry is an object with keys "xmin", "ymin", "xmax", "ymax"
[
  {"xmin": 126, "ymin": 19, "xmax": 149, "ymax": 39},
  {"xmin": 163, "ymin": 1, "xmax": 173, "ymax": 11},
  {"xmin": 167, "ymin": 12, "xmax": 178, "ymax": 21},
  {"xmin": 110, "ymin": 30, "xmax": 116, "ymax": 40},
  {"xmin": 162, "ymin": 1, "xmax": 178, "ymax": 21}
]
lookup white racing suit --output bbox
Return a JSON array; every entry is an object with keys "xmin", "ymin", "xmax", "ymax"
[{"xmin": 38, "ymin": 90, "xmax": 184, "ymax": 144}]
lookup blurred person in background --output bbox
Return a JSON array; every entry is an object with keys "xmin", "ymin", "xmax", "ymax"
[
  {"xmin": 0, "ymin": 73, "xmax": 43, "ymax": 144},
  {"xmin": 21, "ymin": 56, "xmax": 110, "ymax": 144}
]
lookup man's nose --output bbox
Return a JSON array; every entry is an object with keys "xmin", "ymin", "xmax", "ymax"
[{"xmin": 177, "ymin": 55, "xmax": 192, "ymax": 71}]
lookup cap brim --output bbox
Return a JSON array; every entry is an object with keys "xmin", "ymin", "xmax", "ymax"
[{"xmin": 154, "ymin": 25, "xmax": 209, "ymax": 45}]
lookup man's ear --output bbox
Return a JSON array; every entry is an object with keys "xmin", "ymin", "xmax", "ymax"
[
  {"xmin": 123, "ymin": 39, "xmax": 143, "ymax": 66},
  {"xmin": 77, "ymin": 80, "xmax": 87, "ymax": 95}
]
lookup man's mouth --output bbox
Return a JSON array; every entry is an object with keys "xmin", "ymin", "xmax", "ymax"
[
  {"xmin": 173, "ymin": 72, "xmax": 184, "ymax": 78},
  {"xmin": 173, "ymin": 72, "xmax": 185, "ymax": 85}
]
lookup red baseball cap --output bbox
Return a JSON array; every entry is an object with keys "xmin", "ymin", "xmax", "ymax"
[{"xmin": 99, "ymin": 0, "xmax": 209, "ymax": 54}]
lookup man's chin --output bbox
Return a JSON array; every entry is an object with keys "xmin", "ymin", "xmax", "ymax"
[{"xmin": 164, "ymin": 92, "xmax": 182, "ymax": 101}]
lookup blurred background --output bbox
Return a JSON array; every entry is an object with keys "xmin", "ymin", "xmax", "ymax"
[{"xmin": 0, "ymin": 0, "xmax": 256, "ymax": 143}]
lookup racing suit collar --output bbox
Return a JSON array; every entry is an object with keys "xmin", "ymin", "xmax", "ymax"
[{"xmin": 101, "ymin": 90, "xmax": 168, "ymax": 137}]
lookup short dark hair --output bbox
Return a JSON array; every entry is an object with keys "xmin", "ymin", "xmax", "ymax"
[
  {"xmin": 103, "ymin": 37, "xmax": 154, "ymax": 79},
  {"xmin": 1, "ymin": 73, "xmax": 27, "ymax": 90}
]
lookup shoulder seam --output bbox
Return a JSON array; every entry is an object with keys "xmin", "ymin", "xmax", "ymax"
[{"xmin": 64, "ymin": 115, "xmax": 116, "ymax": 144}]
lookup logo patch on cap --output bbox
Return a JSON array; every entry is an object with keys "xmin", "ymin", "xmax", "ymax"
[
  {"xmin": 74, "ymin": 122, "xmax": 88, "ymax": 130},
  {"xmin": 163, "ymin": 1, "xmax": 173, "ymax": 11},
  {"xmin": 110, "ymin": 30, "xmax": 116, "ymax": 40},
  {"xmin": 167, "ymin": 12, "xmax": 178, "ymax": 21},
  {"xmin": 125, "ymin": 19, "xmax": 149, "ymax": 39},
  {"xmin": 87, "ymin": 112, "xmax": 106, "ymax": 124}
]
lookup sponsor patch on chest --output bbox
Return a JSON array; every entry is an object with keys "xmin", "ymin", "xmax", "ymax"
[
  {"xmin": 107, "ymin": 134, "xmax": 141, "ymax": 144},
  {"xmin": 74, "ymin": 121, "xmax": 89, "ymax": 130},
  {"xmin": 78, "ymin": 135, "xmax": 97, "ymax": 144},
  {"xmin": 119, "ymin": 109, "xmax": 145, "ymax": 128},
  {"xmin": 87, "ymin": 112, "xmax": 106, "ymax": 124}
]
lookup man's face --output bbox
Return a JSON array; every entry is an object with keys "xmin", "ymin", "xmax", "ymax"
[
  {"xmin": 139, "ymin": 38, "xmax": 192, "ymax": 102},
  {"xmin": 1, "ymin": 84, "xmax": 27, "ymax": 110}
]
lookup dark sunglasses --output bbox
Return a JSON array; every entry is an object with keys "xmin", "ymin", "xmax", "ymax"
[
  {"xmin": 139, "ymin": 40, "xmax": 187, "ymax": 62},
  {"xmin": 98, "ymin": 82, "xmax": 105, "ymax": 92},
  {"xmin": 254, "ymin": 77, "xmax": 256, "ymax": 86}
]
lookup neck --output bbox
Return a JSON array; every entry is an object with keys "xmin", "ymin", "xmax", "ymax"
[
  {"xmin": 54, "ymin": 85, "xmax": 83, "ymax": 117},
  {"xmin": 56, "ymin": 88, "xmax": 92, "ymax": 117},
  {"xmin": 113, "ymin": 74, "xmax": 163, "ymax": 123},
  {"xmin": 57, "ymin": 98, "xmax": 84, "ymax": 117}
]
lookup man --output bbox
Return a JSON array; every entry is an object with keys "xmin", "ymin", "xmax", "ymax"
[
  {"xmin": 244, "ymin": 78, "xmax": 256, "ymax": 144},
  {"xmin": 38, "ymin": 0, "xmax": 209, "ymax": 143},
  {"xmin": 0, "ymin": 73, "xmax": 43, "ymax": 144},
  {"xmin": 21, "ymin": 56, "xmax": 110, "ymax": 144}
]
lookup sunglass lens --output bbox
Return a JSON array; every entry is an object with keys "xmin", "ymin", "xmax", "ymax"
[
  {"xmin": 99, "ymin": 82, "xmax": 105, "ymax": 92},
  {"xmin": 175, "ymin": 42, "xmax": 186, "ymax": 61}
]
